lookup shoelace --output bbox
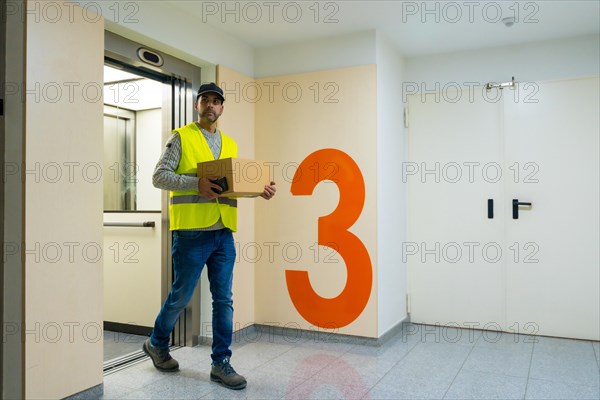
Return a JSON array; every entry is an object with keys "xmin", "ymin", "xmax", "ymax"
[
  {"xmin": 220, "ymin": 361, "xmax": 236, "ymax": 376},
  {"xmin": 155, "ymin": 347, "xmax": 171, "ymax": 361}
]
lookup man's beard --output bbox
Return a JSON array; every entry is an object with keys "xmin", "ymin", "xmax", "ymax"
[{"xmin": 202, "ymin": 111, "xmax": 220, "ymax": 123}]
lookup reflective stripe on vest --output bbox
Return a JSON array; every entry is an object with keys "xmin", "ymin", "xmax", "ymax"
[
  {"xmin": 169, "ymin": 122, "xmax": 238, "ymax": 231},
  {"xmin": 169, "ymin": 195, "xmax": 238, "ymax": 208}
]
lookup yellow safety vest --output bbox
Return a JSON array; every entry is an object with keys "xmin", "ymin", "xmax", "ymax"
[{"xmin": 169, "ymin": 122, "xmax": 238, "ymax": 231}]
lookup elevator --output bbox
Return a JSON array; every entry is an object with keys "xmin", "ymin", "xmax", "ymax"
[{"xmin": 102, "ymin": 31, "xmax": 202, "ymax": 373}]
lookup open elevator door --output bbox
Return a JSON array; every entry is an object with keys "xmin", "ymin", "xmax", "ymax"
[{"xmin": 103, "ymin": 31, "xmax": 201, "ymax": 373}]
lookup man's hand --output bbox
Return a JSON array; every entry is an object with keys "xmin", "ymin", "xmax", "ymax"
[
  {"xmin": 198, "ymin": 177, "xmax": 222, "ymax": 200},
  {"xmin": 261, "ymin": 181, "xmax": 277, "ymax": 200}
]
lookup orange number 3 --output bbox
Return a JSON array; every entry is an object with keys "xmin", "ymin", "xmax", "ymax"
[{"xmin": 287, "ymin": 148, "xmax": 372, "ymax": 328}]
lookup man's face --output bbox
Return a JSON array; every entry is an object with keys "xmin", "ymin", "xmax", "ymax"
[{"xmin": 196, "ymin": 93, "xmax": 224, "ymax": 123}]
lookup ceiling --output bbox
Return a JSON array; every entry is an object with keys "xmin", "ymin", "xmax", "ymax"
[
  {"xmin": 103, "ymin": 66, "xmax": 163, "ymax": 111},
  {"xmin": 169, "ymin": 0, "xmax": 600, "ymax": 56}
]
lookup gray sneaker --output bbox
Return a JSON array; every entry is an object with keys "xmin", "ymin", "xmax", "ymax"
[
  {"xmin": 210, "ymin": 357, "xmax": 247, "ymax": 390},
  {"xmin": 142, "ymin": 339, "xmax": 179, "ymax": 372}
]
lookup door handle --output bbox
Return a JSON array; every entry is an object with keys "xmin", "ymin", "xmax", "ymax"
[{"xmin": 512, "ymin": 199, "xmax": 532, "ymax": 219}]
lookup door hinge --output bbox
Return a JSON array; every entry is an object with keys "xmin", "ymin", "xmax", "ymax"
[
  {"xmin": 404, "ymin": 106, "xmax": 409, "ymax": 128},
  {"xmin": 406, "ymin": 293, "xmax": 411, "ymax": 314}
]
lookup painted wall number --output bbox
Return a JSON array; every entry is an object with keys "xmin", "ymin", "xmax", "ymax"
[{"xmin": 286, "ymin": 149, "xmax": 372, "ymax": 328}]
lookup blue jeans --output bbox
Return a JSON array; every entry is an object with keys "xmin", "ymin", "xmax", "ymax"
[{"xmin": 150, "ymin": 229, "xmax": 236, "ymax": 362}]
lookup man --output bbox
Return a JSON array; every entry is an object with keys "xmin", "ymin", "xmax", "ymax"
[{"xmin": 143, "ymin": 82, "xmax": 276, "ymax": 390}]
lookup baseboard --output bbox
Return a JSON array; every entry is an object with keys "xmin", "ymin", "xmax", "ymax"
[
  {"xmin": 376, "ymin": 315, "xmax": 412, "ymax": 345},
  {"xmin": 194, "ymin": 317, "xmax": 413, "ymax": 349},
  {"xmin": 103, "ymin": 321, "xmax": 152, "ymax": 337}
]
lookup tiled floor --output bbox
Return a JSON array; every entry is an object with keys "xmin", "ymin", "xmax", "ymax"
[{"xmin": 101, "ymin": 324, "xmax": 600, "ymax": 399}]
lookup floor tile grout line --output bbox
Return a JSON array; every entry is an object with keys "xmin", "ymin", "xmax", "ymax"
[
  {"xmin": 271, "ymin": 353, "xmax": 330, "ymax": 400},
  {"xmin": 246, "ymin": 342, "xmax": 349, "ymax": 400},
  {"xmin": 102, "ymin": 384, "xmax": 136, "ymax": 400},
  {"xmin": 235, "ymin": 338, "xmax": 299, "ymax": 373},
  {"xmin": 523, "ymin": 375, "xmax": 600, "ymax": 389},
  {"xmin": 522, "ymin": 335, "xmax": 538, "ymax": 399},
  {"xmin": 151, "ymin": 378, "xmax": 216, "ymax": 400},
  {"xmin": 458, "ymin": 366, "xmax": 534, "ymax": 381},
  {"xmin": 592, "ymin": 341, "xmax": 600, "ymax": 369},
  {"xmin": 107, "ymin": 363, "xmax": 173, "ymax": 392},
  {"xmin": 358, "ymin": 336, "xmax": 421, "ymax": 399},
  {"xmin": 282, "ymin": 346, "xmax": 351, "ymax": 388},
  {"xmin": 458, "ymin": 339, "xmax": 537, "ymax": 381},
  {"xmin": 274, "ymin": 372, "xmax": 316, "ymax": 400},
  {"xmin": 440, "ymin": 330, "xmax": 481, "ymax": 400},
  {"xmin": 238, "ymin": 340, "xmax": 337, "ymax": 400}
]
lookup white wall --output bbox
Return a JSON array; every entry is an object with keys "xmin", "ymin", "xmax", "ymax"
[
  {"xmin": 375, "ymin": 31, "xmax": 408, "ymax": 336},
  {"xmin": 254, "ymin": 30, "xmax": 377, "ymax": 78},
  {"xmin": 405, "ymin": 34, "xmax": 600, "ymax": 85}
]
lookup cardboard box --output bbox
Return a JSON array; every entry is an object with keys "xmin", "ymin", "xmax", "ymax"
[{"xmin": 197, "ymin": 158, "xmax": 272, "ymax": 197}]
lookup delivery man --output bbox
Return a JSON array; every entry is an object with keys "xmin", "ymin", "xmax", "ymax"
[{"xmin": 143, "ymin": 82, "xmax": 276, "ymax": 390}]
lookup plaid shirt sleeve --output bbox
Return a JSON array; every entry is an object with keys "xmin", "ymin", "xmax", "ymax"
[{"xmin": 152, "ymin": 132, "xmax": 199, "ymax": 192}]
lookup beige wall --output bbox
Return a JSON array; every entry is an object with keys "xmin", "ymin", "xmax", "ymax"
[
  {"xmin": 254, "ymin": 65, "xmax": 379, "ymax": 337},
  {"xmin": 215, "ymin": 65, "xmax": 257, "ymax": 331},
  {"xmin": 25, "ymin": 3, "xmax": 104, "ymax": 398}
]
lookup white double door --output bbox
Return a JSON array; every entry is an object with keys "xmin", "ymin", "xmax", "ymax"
[{"xmin": 407, "ymin": 77, "xmax": 599, "ymax": 340}]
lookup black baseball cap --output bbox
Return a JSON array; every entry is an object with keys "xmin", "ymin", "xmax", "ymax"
[{"xmin": 196, "ymin": 82, "xmax": 225, "ymax": 102}]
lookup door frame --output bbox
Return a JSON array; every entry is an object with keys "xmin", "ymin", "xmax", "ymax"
[
  {"xmin": 103, "ymin": 31, "xmax": 202, "ymax": 349},
  {"xmin": 1, "ymin": 0, "xmax": 6, "ymax": 393},
  {"xmin": 2, "ymin": 1, "xmax": 26, "ymax": 397}
]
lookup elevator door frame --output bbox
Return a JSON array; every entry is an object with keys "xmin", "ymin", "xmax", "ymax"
[{"xmin": 104, "ymin": 31, "xmax": 202, "ymax": 349}]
